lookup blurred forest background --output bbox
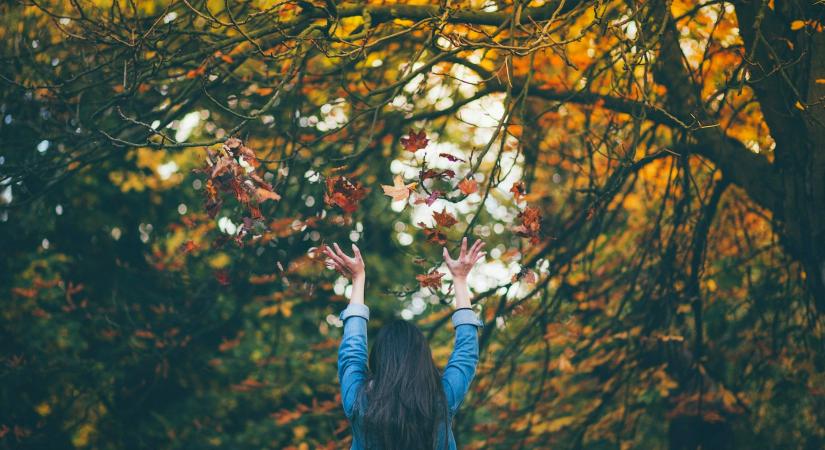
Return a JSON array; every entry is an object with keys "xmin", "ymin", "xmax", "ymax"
[{"xmin": 1, "ymin": 0, "xmax": 824, "ymax": 449}]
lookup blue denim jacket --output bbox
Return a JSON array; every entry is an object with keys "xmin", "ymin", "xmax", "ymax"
[{"xmin": 337, "ymin": 303, "xmax": 484, "ymax": 450}]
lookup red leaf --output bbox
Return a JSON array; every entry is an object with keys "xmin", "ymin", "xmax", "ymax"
[
  {"xmin": 214, "ymin": 270, "xmax": 231, "ymax": 286},
  {"xmin": 510, "ymin": 181, "xmax": 526, "ymax": 202},
  {"xmin": 181, "ymin": 240, "xmax": 199, "ymax": 254},
  {"xmin": 439, "ymin": 153, "xmax": 465, "ymax": 162},
  {"xmin": 400, "ymin": 129, "xmax": 429, "ymax": 152},
  {"xmin": 324, "ymin": 175, "xmax": 367, "ymax": 213},
  {"xmin": 418, "ymin": 222, "xmax": 447, "ymax": 245}
]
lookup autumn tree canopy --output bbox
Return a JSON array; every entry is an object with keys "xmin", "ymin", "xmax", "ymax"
[{"xmin": 2, "ymin": 0, "xmax": 824, "ymax": 449}]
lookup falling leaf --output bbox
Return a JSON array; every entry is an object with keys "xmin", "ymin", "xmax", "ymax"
[
  {"xmin": 400, "ymin": 129, "xmax": 429, "ymax": 152},
  {"xmin": 510, "ymin": 181, "xmax": 526, "ymax": 202},
  {"xmin": 416, "ymin": 270, "xmax": 444, "ymax": 290},
  {"xmin": 418, "ymin": 222, "xmax": 448, "ymax": 245},
  {"xmin": 432, "ymin": 207, "xmax": 458, "ymax": 228},
  {"xmin": 224, "ymin": 137, "xmax": 242, "ymax": 150},
  {"xmin": 439, "ymin": 153, "xmax": 465, "ymax": 162},
  {"xmin": 324, "ymin": 175, "xmax": 367, "ymax": 213},
  {"xmin": 401, "ymin": 130, "xmax": 430, "ymax": 153},
  {"xmin": 238, "ymin": 145, "xmax": 259, "ymax": 168},
  {"xmin": 180, "ymin": 240, "xmax": 199, "ymax": 254},
  {"xmin": 214, "ymin": 270, "xmax": 230, "ymax": 286},
  {"xmin": 416, "ymin": 190, "xmax": 443, "ymax": 206},
  {"xmin": 458, "ymin": 178, "xmax": 478, "ymax": 195},
  {"xmin": 513, "ymin": 206, "xmax": 542, "ymax": 244},
  {"xmin": 256, "ymin": 187, "xmax": 281, "ymax": 202},
  {"xmin": 381, "ymin": 175, "xmax": 417, "ymax": 202},
  {"xmin": 512, "ymin": 267, "xmax": 537, "ymax": 284}
]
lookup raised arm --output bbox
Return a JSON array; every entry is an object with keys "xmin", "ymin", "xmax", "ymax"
[
  {"xmin": 441, "ymin": 238, "xmax": 485, "ymax": 415},
  {"xmin": 326, "ymin": 243, "xmax": 368, "ymax": 419}
]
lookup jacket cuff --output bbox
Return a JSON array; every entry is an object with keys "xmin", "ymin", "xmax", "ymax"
[
  {"xmin": 452, "ymin": 308, "xmax": 483, "ymax": 328},
  {"xmin": 339, "ymin": 303, "xmax": 370, "ymax": 322}
]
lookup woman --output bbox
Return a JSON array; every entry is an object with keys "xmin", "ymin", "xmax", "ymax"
[{"xmin": 324, "ymin": 238, "xmax": 486, "ymax": 450}]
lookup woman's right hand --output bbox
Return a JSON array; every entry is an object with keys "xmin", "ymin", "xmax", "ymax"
[
  {"xmin": 442, "ymin": 237, "xmax": 485, "ymax": 281},
  {"xmin": 323, "ymin": 243, "xmax": 365, "ymax": 282}
]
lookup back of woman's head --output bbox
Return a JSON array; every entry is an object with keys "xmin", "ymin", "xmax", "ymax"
[{"xmin": 359, "ymin": 319, "xmax": 447, "ymax": 450}]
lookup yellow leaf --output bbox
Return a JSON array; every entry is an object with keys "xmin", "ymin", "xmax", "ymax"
[
  {"xmin": 256, "ymin": 187, "xmax": 281, "ymax": 202},
  {"xmin": 815, "ymin": 79, "xmax": 825, "ymax": 85},
  {"xmin": 209, "ymin": 253, "xmax": 231, "ymax": 269},
  {"xmin": 542, "ymin": 416, "xmax": 575, "ymax": 433},
  {"xmin": 35, "ymin": 402, "xmax": 51, "ymax": 416},
  {"xmin": 794, "ymin": 101, "xmax": 806, "ymax": 111},
  {"xmin": 294, "ymin": 425, "xmax": 308, "ymax": 439},
  {"xmin": 259, "ymin": 305, "xmax": 279, "ymax": 317},
  {"xmin": 790, "ymin": 20, "xmax": 806, "ymax": 31}
]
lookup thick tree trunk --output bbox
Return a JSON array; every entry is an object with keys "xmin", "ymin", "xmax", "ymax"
[
  {"xmin": 734, "ymin": 2, "xmax": 825, "ymax": 307},
  {"xmin": 668, "ymin": 416, "xmax": 734, "ymax": 450},
  {"xmin": 787, "ymin": 30, "xmax": 825, "ymax": 305}
]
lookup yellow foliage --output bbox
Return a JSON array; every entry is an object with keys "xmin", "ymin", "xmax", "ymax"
[{"xmin": 208, "ymin": 253, "xmax": 231, "ymax": 269}]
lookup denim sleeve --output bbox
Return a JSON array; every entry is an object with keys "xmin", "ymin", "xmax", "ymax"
[
  {"xmin": 442, "ymin": 308, "xmax": 483, "ymax": 415},
  {"xmin": 337, "ymin": 303, "xmax": 370, "ymax": 419}
]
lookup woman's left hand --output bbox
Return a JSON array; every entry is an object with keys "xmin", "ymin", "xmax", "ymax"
[{"xmin": 323, "ymin": 243, "xmax": 365, "ymax": 281}]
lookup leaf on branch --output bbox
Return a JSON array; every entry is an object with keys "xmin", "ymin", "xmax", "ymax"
[
  {"xmin": 381, "ymin": 175, "xmax": 417, "ymax": 202},
  {"xmin": 400, "ymin": 129, "xmax": 429, "ymax": 152},
  {"xmin": 416, "ymin": 270, "xmax": 444, "ymax": 290}
]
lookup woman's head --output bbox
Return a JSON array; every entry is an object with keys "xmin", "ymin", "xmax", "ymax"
[{"xmin": 359, "ymin": 319, "xmax": 448, "ymax": 450}]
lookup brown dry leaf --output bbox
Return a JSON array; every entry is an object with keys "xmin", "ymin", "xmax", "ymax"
[
  {"xmin": 416, "ymin": 270, "xmax": 444, "ymax": 290},
  {"xmin": 432, "ymin": 207, "xmax": 458, "ymax": 228}
]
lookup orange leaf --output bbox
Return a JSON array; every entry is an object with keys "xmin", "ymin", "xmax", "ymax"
[
  {"xmin": 256, "ymin": 187, "xmax": 281, "ymax": 202},
  {"xmin": 458, "ymin": 178, "xmax": 478, "ymax": 195},
  {"xmin": 381, "ymin": 175, "xmax": 416, "ymax": 202}
]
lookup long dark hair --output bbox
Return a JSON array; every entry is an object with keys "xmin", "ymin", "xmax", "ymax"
[{"xmin": 356, "ymin": 319, "xmax": 449, "ymax": 450}]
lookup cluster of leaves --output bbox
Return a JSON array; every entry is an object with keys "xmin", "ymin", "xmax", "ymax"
[
  {"xmin": 3, "ymin": 0, "xmax": 825, "ymax": 449},
  {"xmin": 194, "ymin": 138, "xmax": 280, "ymax": 245}
]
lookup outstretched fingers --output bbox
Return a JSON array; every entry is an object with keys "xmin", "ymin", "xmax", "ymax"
[
  {"xmin": 468, "ymin": 239, "xmax": 484, "ymax": 260},
  {"xmin": 351, "ymin": 244, "xmax": 363, "ymax": 263},
  {"xmin": 443, "ymin": 246, "xmax": 454, "ymax": 264},
  {"xmin": 324, "ymin": 245, "xmax": 349, "ymax": 271}
]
